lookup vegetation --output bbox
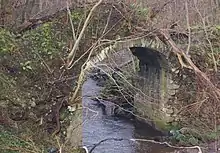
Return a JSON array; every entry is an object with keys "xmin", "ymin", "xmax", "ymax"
[
  {"xmin": 0, "ymin": 0, "xmax": 220, "ymax": 152},
  {"xmin": 0, "ymin": 4, "xmax": 86, "ymax": 152}
]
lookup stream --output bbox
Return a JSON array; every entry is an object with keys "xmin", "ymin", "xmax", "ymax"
[{"xmin": 82, "ymin": 78, "xmax": 175, "ymax": 153}]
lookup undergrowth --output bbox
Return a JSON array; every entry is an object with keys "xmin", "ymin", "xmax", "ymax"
[{"xmin": 0, "ymin": 126, "xmax": 43, "ymax": 153}]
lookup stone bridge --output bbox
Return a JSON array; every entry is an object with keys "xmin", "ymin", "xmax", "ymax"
[{"xmin": 85, "ymin": 35, "xmax": 180, "ymax": 130}]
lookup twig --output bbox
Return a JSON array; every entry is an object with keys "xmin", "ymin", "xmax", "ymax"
[
  {"xmin": 102, "ymin": 7, "xmax": 112, "ymax": 35},
  {"xmin": 185, "ymin": 0, "xmax": 191, "ymax": 55},
  {"xmin": 130, "ymin": 138, "xmax": 203, "ymax": 153},
  {"xmin": 35, "ymin": 52, "xmax": 53, "ymax": 74},
  {"xmin": 69, "ymin": 29, "xmax": 143, "ymax": 101},
  {"xmin": 66, "ymin": 1, "xmax": 77, "ymax": 66},
  {"xmin": 87, "ymin": 137, "xmax": 203, "ymax": 153},
  {"xmin": 67, "ymin": 16, "xmax": 123, "ymax": 69},
  {"xmin": 91, "ymin": 64, "xmax": 137, "ymax": 108},
  {"xmin": 69, "ymin": 1, "xmax": 122, "ymax": 102},
  {"xmin": 67, "ymin": 4, "xmax": 121, "ymax": 70},
  {"xmin": 193, "ymin": 0, "xmax": 217, "ymax": 72},
  {"xmin": 94, "ymin": 62, "xmax": 161, "ymax": 103},
  {"xmin": 66, "ymin": 2, "xmax": 77, "ymax": 41},
  {"xmin": 67, "ymin": 0, "xmax": 103, "ymax": 69},
  {"xmin": 55, "ymin": 136, "xmax": 63, "ymax": 153},
  {"xmin": 67, "ymin": 40, "xmax": 111, "ymax": 70},
  {"xmin": 91, "ymin": 64, "xmax": 165, "ymax": 122},
  {"xmin": 70, "ymin": 41, "xmax": 99, "ymax": 102}
]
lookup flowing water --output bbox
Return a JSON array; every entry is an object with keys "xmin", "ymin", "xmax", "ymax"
[{"xmin": 82, "ymin": 78, "xmax": 175, "ymax": 153}]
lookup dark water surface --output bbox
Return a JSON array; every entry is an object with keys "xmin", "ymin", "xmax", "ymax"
[{"xmin": 82, "ymin": 78, "xmax": 175, "ymax": 153}]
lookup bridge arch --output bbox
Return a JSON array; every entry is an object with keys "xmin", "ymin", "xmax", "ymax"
[
  {"xmin": 85, "ymin": 36, "xmax": 180, "ymax": 129},
  {"xmin": 85, "ymin": 36, "xmax": 171, "ymax": 70}
]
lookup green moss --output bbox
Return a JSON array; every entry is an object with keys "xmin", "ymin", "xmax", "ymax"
[
  {"xmin": 71, "ymin": 10, "xmax": 85, "ymax": 24},
  {"xmin": 154, "ymin": 119, "xmax": 170, "ymax": 131},
  {"xmin": 0, "ymin": 28, "xmax": 17, "ymax": 54},
  {"xmin": 22, "ymin": 22, "xmax": 66, "ymax": 59}
]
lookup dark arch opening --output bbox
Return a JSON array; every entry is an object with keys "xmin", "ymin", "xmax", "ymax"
[{"xmin": 129, "ymin": 47, "xmax": 168, "ymax": 73}]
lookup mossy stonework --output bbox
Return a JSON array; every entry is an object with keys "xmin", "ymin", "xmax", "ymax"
[{"xmin": 85, "ymin": 35, "xmax": 182, "ymax": 131}]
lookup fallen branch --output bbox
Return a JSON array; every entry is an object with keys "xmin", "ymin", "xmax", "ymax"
[{"xmin": 159, "ymin": 29, "xmax": 220, "ymax": 99}]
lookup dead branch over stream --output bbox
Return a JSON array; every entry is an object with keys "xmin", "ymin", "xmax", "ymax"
[{"xmin": 159, "ymin": 29, "xmax": 220, "ymax": 100}]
